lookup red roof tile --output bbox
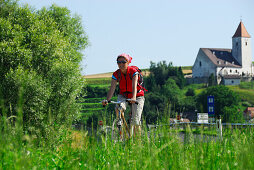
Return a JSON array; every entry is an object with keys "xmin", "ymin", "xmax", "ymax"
[{"xmin": 232, "ymin": 21, "xmax": 251, "ymax": 38}]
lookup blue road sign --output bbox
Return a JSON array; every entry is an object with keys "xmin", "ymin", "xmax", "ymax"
[{"xmin": 207, "ymin": 96, "xmax": 215, "ymax": 115}]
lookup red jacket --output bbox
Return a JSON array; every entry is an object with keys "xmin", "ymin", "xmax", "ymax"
[{"xmin": 112, "ymin": 66, "xmax": 144, "ymax": 98}]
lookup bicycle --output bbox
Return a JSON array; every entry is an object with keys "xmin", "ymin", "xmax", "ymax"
[{"xmin": 106, "ymin": 99, "xmax": 139, "ymax": 142}]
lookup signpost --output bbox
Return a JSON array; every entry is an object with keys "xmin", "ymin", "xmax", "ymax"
[
  {"xmin": 207, "ymin": 96, "xmax": 215, "ymax": 123},
  {"xmin": 197, "ymin": 113, "xmax": 208, "ymax": 123}
]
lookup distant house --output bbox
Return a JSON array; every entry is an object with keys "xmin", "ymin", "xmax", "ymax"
[
  {"xmin": 244, "ymin": 107, "xmax": 254, "ymax": 120},
  {"xmin": 191, "ymin": 21, "xmax": 253, "ymax": 85},
  {"xmin": 222, "ymin": 75, "xmax": 241, "ymax": 85}
]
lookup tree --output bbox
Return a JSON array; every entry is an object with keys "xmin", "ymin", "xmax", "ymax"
[
  {"xmin": 143, "ymin": 92, "xmax": 166, "ymax": 124},
  {"xmin": 185, "ymin": 88, "xmax": 195, "ymax": 96},
  {"xmin": 0, "ymin": 1, "xmax": 88, "ymax": 134},
  {"xmin": 162, "ymin": 79, "xmax": 182, "ymax": 105},
  {"xmin": 145, "ymin": 61, "xmax": 186, "ymax": 91},
  {"xmin": 143, "ymin": 61, "xmax": 188, "ymax": 122},
  {"xmin": 196, "ymin": 85, "xmax": 240, "ymax": 119},
  {"xmin": 208, "ymin": 73, "xmax": 216, "ymax": 86},
  {"xmin": 222, "ymin": 106, "xmax": 244, "ymax": 123}
]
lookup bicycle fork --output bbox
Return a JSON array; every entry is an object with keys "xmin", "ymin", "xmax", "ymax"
[
  {"xmin": 117, "ymin": 110, "xmax": 122, "ymax": 136},
  {"xmin": 116, "ymin": 107, "xmax": 130, "ymax": 139}
]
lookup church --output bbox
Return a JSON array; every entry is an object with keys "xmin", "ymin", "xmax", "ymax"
[{"xmin": 192, "ymin": 21, "xmax": 253, "ymax": 85}]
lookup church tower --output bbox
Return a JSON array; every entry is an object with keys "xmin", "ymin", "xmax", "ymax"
[{"xmin": 232, "ymin": 21, "xmax": 252, "ymax": 75}]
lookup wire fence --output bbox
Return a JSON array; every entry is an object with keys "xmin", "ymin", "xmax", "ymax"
[{"xmin": 147, "ymin": 121, "xmax": 254, "ymax": 140}]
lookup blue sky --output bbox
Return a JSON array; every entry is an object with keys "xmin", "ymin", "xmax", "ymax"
[{"xmin": 19, "ymin": 0, "xmax": 254, "ymax": 75}]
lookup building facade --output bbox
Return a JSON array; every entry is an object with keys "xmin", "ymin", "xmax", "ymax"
[{"xmin": 192, "ymin": 21, "xmax": 253, "ymax": 85}]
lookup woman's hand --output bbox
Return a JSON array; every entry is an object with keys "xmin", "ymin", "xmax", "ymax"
[
  {"xmin": 128, "ymin": 98, "xmax": 137, "ymax": 104},
  {"xmin": 102, "ymin": 99, "xmax": 108, "ymax": 106}
]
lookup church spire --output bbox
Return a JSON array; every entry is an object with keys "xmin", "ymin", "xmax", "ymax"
[{"xmin": 232, "ymin": 21, "xmax": 251, "ymax": 38}]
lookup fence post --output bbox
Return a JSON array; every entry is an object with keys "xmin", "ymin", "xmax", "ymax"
[{"xmin": 216, "ymin": 115, "xmax": 223, "ymax": 141}]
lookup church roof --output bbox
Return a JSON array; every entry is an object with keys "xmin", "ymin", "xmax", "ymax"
[
  {"xmin": 232, "ymin": 21, "xmax": 251, "ymax": 38},
  {"xmin": 201, "ymin": 48, "xmax": 241, "ymax": 68}
]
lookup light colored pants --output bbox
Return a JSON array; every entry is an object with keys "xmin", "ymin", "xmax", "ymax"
[{"xmin": 116, "ymin": 95, "xmax": 145, "ymax": 126}]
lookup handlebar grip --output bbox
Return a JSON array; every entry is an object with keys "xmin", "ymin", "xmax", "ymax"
[{"xmin": 102, "ymin": 100, "xmax": 111, "ymax": 107}]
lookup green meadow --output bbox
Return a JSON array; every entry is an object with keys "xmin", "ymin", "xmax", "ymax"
[
  {"xmin": 1, "ymin": 116, "xmax": 254, "ymax": 169},
  {"xmin": 2, "ymin": 65, "xmax": 254, "ymax": 169}
]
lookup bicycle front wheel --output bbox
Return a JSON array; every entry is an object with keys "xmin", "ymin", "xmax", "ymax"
[{"xmin": 112, "ymin": 119, "xmax": 129, "ymax": 142}]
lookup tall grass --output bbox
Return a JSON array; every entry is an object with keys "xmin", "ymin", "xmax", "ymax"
[
  {"xmin": 1, "ymin": 93, "xmax": 254, "ymax": 169},
  {"xmin": 1, "ymin": 109, "xmax": 254, "ymax": 170}
]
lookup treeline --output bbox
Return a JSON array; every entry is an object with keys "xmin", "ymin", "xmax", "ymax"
[{"xmin": 143, "ymin": 61, "xmax": 194, "ymax": 123}]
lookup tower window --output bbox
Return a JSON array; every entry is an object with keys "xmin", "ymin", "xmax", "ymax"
[
  {"xmin": 199, "ymin": 61, "xmax": 202, "ymax": 67},
  {"xmin": 230, "ymin": 69, "xmax": 232, "ymax": 73},
  {"xmin": 246, "ymin": 42, "xmax": 248, "ymax": 46},
  {"xmin": 236, "ymin": 42, "xmax": 238, "ymax": 46}
]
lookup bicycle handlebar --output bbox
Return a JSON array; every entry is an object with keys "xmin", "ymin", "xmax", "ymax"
[
  {"xmin": 101, "ymin": 99, "xmax": 139, "ymax": 107},
  {"xmin": 109, "ymin": 99, "xmax": 139, "ymax": 105}
]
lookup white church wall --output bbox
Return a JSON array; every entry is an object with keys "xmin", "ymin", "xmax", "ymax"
[
  {"xmin": 217, "ymin": 67, "xmax": 241, "ymax": 76},
  {"xmin": 192, "ymin": 49, "xmax": 216, "ymax": 78},
  {"xmin": 241, "ymin": 38, "xmax": 252, "ymax": 76}
]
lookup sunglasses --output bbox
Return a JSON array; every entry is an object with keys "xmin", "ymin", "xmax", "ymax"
[{"xmin": 117, "ymin": 60, "xmax": 127, "ymax": 64}]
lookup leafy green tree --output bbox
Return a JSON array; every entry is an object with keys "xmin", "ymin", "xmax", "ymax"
[
  {"xmin": 208, "ymin": 73, "xmax": 216, "ymax": 86},
  {"xmin": 185, "ymin": 88, "xmax": 195, "ymax": 96},
  {"xmin": 182, "ymin": 96, "xmax": 196, "ymax": 112},
  {"xmin": 147, "ymin": 61, "xmax": 172, "ymax": 90},
  {"xmin": 0, "ymin": 1, "xmax": 88, "ymax": 134},
  {"xmin": 145, "ymin": 61, "xmax": 186, "ymax": 91},
  {"xmin": 143, "ymin": 61, "xmax": 188, "ymax": 122},
  {"xmin": 162, "ymin": 79, "xmax": 182, "ymax": 105},
  {"xmin": 196, "ymin": 85, "xmax": 240, "ymax": 119},
  {"xmin": 143, "ymin": 92, "xmax": 166, "ymax": 124},
  {"xmin": 222, "ymin": 105, "xmax": 244, "ymax": 123},
  {"xmin": 144, "ymin": 74, "xmax": 158, "ymax": 93},
  {"xmin": 175, "ymin": 66, "xmax": 186, "ymax": 89}
]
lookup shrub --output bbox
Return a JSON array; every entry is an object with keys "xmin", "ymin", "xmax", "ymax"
[{"xmin": 3, "ymin": 66, "xmax": 50, "ymax": 134}]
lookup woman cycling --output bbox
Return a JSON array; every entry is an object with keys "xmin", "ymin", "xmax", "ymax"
[{"xmin": 102, "ymin": 53, "xmax": 145, "ymax": 137}]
